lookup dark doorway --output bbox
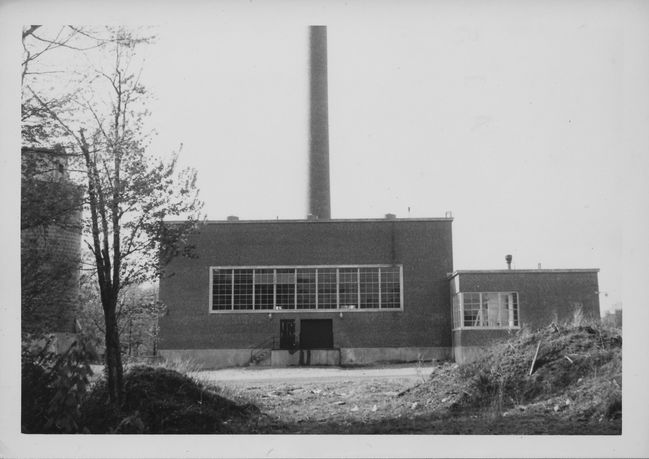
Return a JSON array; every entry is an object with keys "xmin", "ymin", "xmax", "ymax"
[
  {"xmin": 279, "ymin": 319, "xmax": 296, "ymax": 350},
  {"xmin": 300, "ymin": 319, "xmax": 334, "ymax": 349}
]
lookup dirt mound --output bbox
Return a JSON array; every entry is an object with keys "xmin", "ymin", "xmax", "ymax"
[
  {"xmin": 80, "ymin": 366, "xmax": 259, "ymax": 433},
  {"xmin": 409, "ymin": 323, "xmax": 621, "ymax": 423}
]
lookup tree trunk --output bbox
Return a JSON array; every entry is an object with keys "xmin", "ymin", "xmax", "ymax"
[{"xmin": 104, "ymin": 303, "xmax": 124, "ymax": 406}]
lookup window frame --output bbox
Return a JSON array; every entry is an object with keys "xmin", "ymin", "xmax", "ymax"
[
  {"xmin": 452, "ymin": 291, "xmax": 520, "ymax": 330},
  {"xmin": 208, "ymin": 264, "xmax": 404, "ymax": 314}
]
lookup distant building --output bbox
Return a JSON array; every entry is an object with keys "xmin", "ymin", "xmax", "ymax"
[
  {"xmin": 21, "ymin": 146, "xmax": 82, "ymax": 335},
  {"xmin": 602, "ymin": 308, "xmax": 622, "ymax": 328}
]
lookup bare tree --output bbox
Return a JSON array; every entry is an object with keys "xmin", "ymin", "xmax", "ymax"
[{"xmin": 25, "ymin": 27, "xmax": 203, "ymax": 405}]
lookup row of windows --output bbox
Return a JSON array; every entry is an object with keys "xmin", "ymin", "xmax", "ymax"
[
  {"xmin": 210, "ymin": 266, "xmax": 402, "ymax": 311},
  {"xmin": 452, "ymin": 292, "xmax": 519, "ymax": 329}
]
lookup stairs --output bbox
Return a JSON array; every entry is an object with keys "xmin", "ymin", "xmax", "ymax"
[{"xmin": 249, "ymin": 336, "xmax": 275, "ymax": 366}]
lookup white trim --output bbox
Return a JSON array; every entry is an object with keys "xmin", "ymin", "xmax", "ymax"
[
  {"xmin": 208, "ymin": 266, "xmax": 214, "ymax": 312},
  {"xmin": 399, "ymin": 265, "xmax": 405, "ymax": 310},
  {"xmin": 315, "ymin": 268, "xmax": 319, "ymax": 309},
  {"xmin": 210, "ymin": 264, "xmax": 397, "ymax": 269}
]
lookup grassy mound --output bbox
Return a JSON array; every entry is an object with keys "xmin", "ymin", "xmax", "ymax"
[
  {"xmin": 80, "ymin": 366, "xmax": 259, "ymax": 433},
  {"xmin": 411, "ymin": 322, "xmax": 621, "ymax": 423}
]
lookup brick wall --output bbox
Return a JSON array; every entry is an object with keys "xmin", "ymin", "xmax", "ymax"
[
  {"xmin": 159, "ymin": 219, "xmax": 453, "ymax": 350},
  {"xmin": 455, "ymin": 270, "xmax": 600, "ymax": 328}
]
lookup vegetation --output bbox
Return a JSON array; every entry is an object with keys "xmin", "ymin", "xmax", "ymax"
[
  {"xmin": 80, "ymin": 366, "xmax": 259, "ymax": 434},
  {"xmin": 21, "ymin": 25, "xmax": 203, "ymax": 406},
  {"xmin": 21, "ymin": 320, "xmax": 621, "ymax": 434},
  {"xmin": 200, "ymin": 321, "xmax": 622, "ymax": 434},
  {"xmin": 22, "ymin": 336, "xmax": 96, "ymax": 433}
]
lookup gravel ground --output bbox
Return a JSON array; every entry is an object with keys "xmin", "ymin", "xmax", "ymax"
[{"xmin": 192, "ymin": 363, "xmax": 435, "ymax": 384}]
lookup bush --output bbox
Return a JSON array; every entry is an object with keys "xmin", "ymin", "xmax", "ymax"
[
  {"xmin": 80, "ymin": 366, "xmax": 258, "ymax": 433},
  {"xmin": 22, "ymin": 334, "xmax": 96, "ymax": 433},
  {"xmin": 447, "ymin": 322, "xmax": 622, "ymax": 419}
]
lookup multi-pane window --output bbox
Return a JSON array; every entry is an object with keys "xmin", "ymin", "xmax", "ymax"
[
  {"xmin": 276, "ymin": 269, "xmax": 296, "ymax": 310},
  {"xmin": 233, "ymin": 269, "xmax": 253, "ymax": 310},
  {"xmin": 339, "ymin": 268, "xmax": 359, "ymax": 309},
  {"xmin": 452, "ymin": 292, "xmax": 519, "ymax": 329},
  {"xmin": 210, "ymin": 265, "xmax": 402, "ymax": 312},
  {"xmin": 254, "ymin": 269, "xmax": 274, "ymax": 310},
  {"xmin": 317, "ymin": 268, "xmax": 337, "ymax": 309},
  {"xmin": 296, "ymin": 269, "xmax": 316, "ymax": 309},
  {"xmin": 212, "ymin": 269, "xmax": 233, "ymax": 310},
  {"xmin": 380, "ymin": 266, "xmax": 401, "ymax": 309},
  {"xmin": 359, "ymin": 268, "xmax": 380, "ymax": 309}
]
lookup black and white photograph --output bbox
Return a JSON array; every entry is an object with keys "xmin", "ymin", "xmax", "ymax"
[{"xmin": 1, "ymin": 0, "xmax": 648, "ymax": 457}]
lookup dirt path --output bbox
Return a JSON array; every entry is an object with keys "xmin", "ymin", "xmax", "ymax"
[
  {"xmin": 193, "ymin": 364, "xmax": 433, "ymax": 384},
  {"xmin": 197, "ymin": 366, "xmax": 621, "ymax": 434}
]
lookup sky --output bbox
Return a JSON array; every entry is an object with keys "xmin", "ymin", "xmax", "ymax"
[
  {"xmin": 2, "ymin": 1, "xmax": 649, "ymax": 457},
  {"xmin": 123, "ymin": 1, "xmax": 649, "ymax": 314}
]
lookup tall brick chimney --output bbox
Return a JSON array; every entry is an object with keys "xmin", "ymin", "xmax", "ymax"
[{"xmin": 308, "ymin": 25, "xmax": 331, "ymax": 220}]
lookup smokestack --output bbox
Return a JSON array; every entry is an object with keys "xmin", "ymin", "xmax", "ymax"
[
  {"xmin": 505, "ymin": 254, "xmax": 513, "ymax": 270},
  {"xmin": 308, "ymin": 25, "xmax": 331, "ymax": 220}
]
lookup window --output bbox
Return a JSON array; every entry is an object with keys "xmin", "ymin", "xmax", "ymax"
[
  {"xmin": 339, "ymin": 268, "xmax": 359, "ymax": 309},
  {"xmin": 452, "ymin": 292, "xmax": 519, "ymax": 329},
  {"xmin": 380, "ymin": 266, "xmax": 401, "ymax": 309},
  {"xmin": 233, "ymin": 269, "xmax": 253, "ymax": 310},
  {"xmin": 212, "ymin": 269, "xmax": 233, "ymax": 310},
  {"xmin": 254, "ymin": 269, "xmax": 274, "ymax": 310},
  {"xmin": 210, "ymin": 265, "xmax": 403, "ymax": 312},
  {"xmin": 359, "ymin": 268, "xmax": 380, "ymax": 309}
]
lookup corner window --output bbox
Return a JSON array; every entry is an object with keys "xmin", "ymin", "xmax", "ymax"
[{"xmin": 452, "ymin": 292, "xmax": 519, "ymax": 329}]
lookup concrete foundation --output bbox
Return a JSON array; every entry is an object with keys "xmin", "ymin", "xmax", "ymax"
[
  {"xmin": 271, "ymin": 349, "xmax": 340, "ymax": 366},
  {"xmin": 159, "ymin": 349, "xmax": 254, "ymax": 369},
  {"xmin": 160, "ymin": 346, "xmax": 451, "ymax": 369},
  {"xmin": 340, "ymin": 347, "xmax": 451, "ymax": 365}
]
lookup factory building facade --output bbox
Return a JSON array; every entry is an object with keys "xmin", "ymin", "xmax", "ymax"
[
  {"xmin": 158, "ymin": 227, "xmax": 600, "ymax": 368},
  {"xmin": 158, "ymin": 217, "xmax": 454, "ymax": 367},
  {"xmin": 157, "ymin": 25, "xmax": 601, "ymax": 368}
]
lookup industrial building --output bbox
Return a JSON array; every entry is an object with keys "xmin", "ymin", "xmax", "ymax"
[{"xmin": 157, "ymin": 26, "xmax": 600, "ymax": 368}]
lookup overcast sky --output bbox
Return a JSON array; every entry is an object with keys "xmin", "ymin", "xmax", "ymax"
[{"xmin": 120, "ymin": 1, "xmax": 649, "ymax": 314}]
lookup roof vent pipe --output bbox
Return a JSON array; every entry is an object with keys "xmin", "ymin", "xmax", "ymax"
[{"xmin": 505, "ymin": 254, "xmax": 513, "ymax": 270}]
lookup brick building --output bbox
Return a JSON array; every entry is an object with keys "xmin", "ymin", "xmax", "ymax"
[
  {"xmin": 449, "ymin": 269, "xmax": 600, "ymax": 362},
  {"xmin": 158, "ymin": 217, "xmax": 454, "ymax": 367},
  {"xmin": 157, "ymin": 26, "xmax": 600, "ymax": 367}
]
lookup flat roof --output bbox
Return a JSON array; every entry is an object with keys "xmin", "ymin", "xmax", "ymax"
[
  {"xmin": 448, "ymin": 269, "xmax": 600, "ymax": 278},
  {"xmin": 165, "ymin": 217, "xmax": 454, "ymax": 225}
]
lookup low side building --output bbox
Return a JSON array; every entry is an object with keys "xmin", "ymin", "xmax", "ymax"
[
  {"xmin": 449, "ymin": 269, "xmax": 601, "ymax": 363},
  {"xmin": 158, "ymin": 217, "xmax": 454, "ymax": 368}
]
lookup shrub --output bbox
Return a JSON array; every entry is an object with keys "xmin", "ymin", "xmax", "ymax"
[
  {"xmin": 22, "ymin": 334, "xmax": 96, "ymax": 433},
  {"xmin": 80, "ymin": 366, "xmax": 258, "ymax": 433}
]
